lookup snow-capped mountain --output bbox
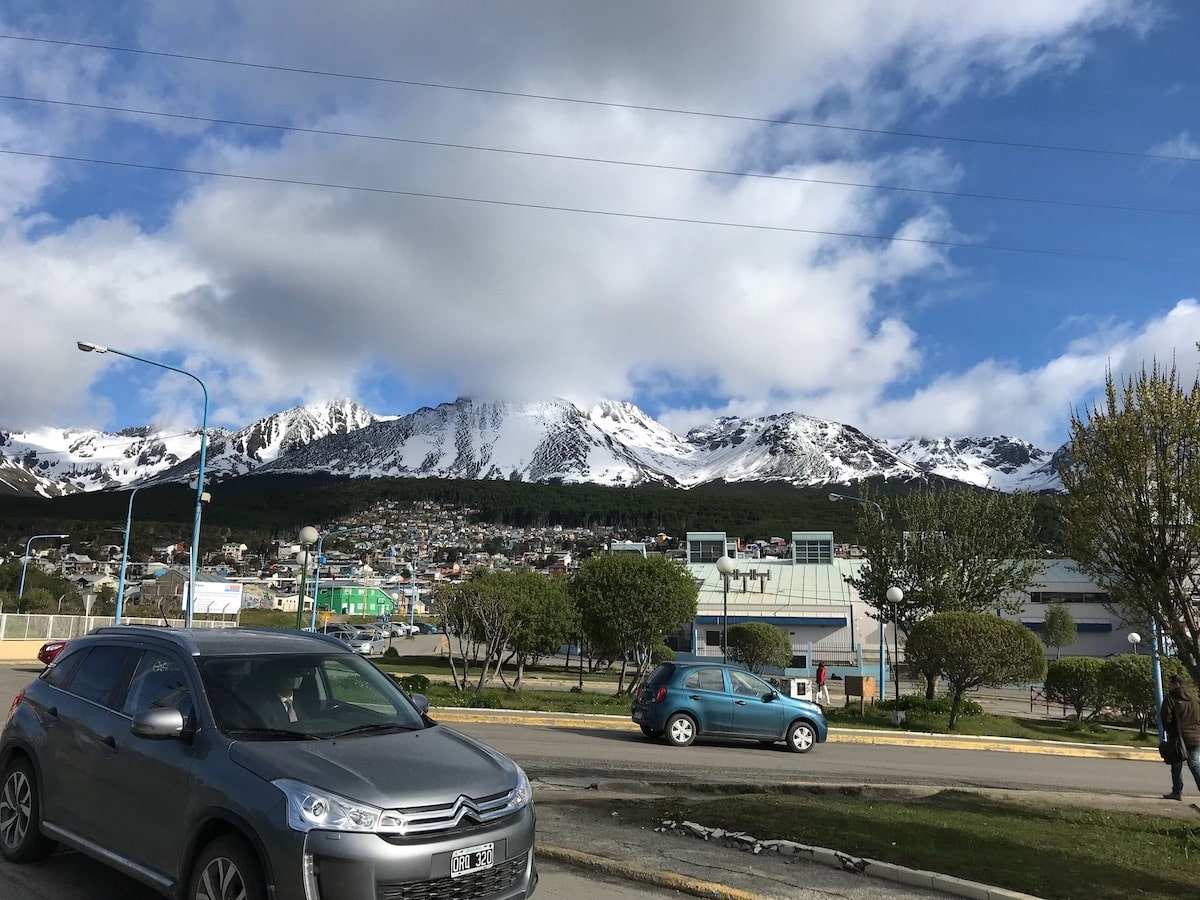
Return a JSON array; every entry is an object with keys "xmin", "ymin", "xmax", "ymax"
[
  {"xmin": 887, "ymin": 436, "xmax": 1062, "ymax": 493},
  {"xmin": 0, "ymin": 400, "xmax": 379, "ymax": 495},
  {"xmin": 0, "ymin": 397, "xmax": 1063, "ymax": 497}
]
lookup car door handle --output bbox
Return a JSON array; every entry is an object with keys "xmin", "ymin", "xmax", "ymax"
[
  {"xmin": 735, "ymin": 699, "xmax": 748, "ymax": 706},
  {"xmin": 688, "ymin": 695, "xmax": 702, "ymax": 701}
]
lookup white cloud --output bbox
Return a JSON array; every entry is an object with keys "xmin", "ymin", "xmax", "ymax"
[{"xmin": 0, "ymin": 0, "xmax": 1173, "ymax": 453}]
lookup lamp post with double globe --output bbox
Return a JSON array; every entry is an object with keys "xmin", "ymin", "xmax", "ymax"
[
  {"xmin": 715, "ymin": 555, "xmax": 736, "ymax": 663},
  {"xmin": 309, "ymin": 527, "xmax": 359, "ymax": 632},
  {"xmin": 295, "ymin": 526, "xmax": 319, "ymax": 630},
  {"xmin": 77, "ymin": 341, "xmax": 209, "ymax": 626}
]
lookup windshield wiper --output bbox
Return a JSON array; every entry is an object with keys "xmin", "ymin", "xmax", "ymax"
[
  {"xmin": 326, "ymin": 722, "xmax": 415, "ymax": 738},
  {"xmin": 225, "ymin": 728, "xmax": 322, "ymax": 741}
]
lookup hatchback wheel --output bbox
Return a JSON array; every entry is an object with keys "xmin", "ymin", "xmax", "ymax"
[
  {"xmin": 189, "ymin": 835, "xmax": 266, "ymax": 900},
  {"xmin": 786, "ymin": 720, "xmax": 816, "ymax": 753},
  {"xmin": 0, "ymin": 759, "xmax": 56, "ymax": 862},
  {"xmin": 665, "ymin": 713, "xmax": 696, "ymax": 747}
]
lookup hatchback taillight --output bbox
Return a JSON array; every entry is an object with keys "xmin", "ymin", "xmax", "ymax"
[{"xmin": 652, "ymin": 687, "xmax": 667, "ymax": 704}]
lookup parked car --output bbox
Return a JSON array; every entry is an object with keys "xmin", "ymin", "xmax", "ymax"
[
  {"xmin": 316, "ymin": 624, "xmax": 386, "ymax": 656},
  {"xmin": 36, "ymin": 640, "xmax": 67, "ymax": 667},
  {"xmin": 413, "ymin": 621, "xmax": 440, "ymax": 634},
  {"xmin": 0, "ymin": 626, "xmax": 537, "ymax": 899},
  {"xmin": 630, "ymin": 661, "xmax": 828, "ymax": 753}
]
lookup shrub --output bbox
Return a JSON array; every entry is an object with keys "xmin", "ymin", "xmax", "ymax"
[
  {"xmin": 383, "ymin": 646, "xmax": 400, "ymax": 659},
  {"xmin": 651, "ymin": 643, "xmax": 675, "ymax": 664},
  {"xmin": 397, "ymin": 674, "xmax": 431, "ymax": 693},
  {"xmin": 1044, "ymin": 657, "xmax": 1104, "ymax": 719},
  {"xmin": 895, "ymin": 695, "xmax": 984, "ymax": 718}
]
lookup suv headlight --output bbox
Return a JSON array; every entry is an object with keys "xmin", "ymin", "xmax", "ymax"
[
  {"xmin": 274, "ymin": 779, "xmax": 382, "ymax": 833},
  {"xmin": 503, "ymin": 766, "xmax": 532, "ymax": 814}
]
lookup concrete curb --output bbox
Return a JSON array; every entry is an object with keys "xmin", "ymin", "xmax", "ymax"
[
  {"xmin": 431, "ymin": 707, "xmax": 1158, "ymax": 760},
  {"xmin": 536, "ymin": 843, "xmax": 773, "ymax": 900},
  {"xmin": 651, "ymin": 819, "xmax": 1043, "ymax": 900}
]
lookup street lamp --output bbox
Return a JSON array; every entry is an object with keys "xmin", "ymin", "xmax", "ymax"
[
  {"xmin": 309, "ymin": 527, "xmax": 359, "ymax": 632},
  {"xmin": 715, "ymin": 555, "xmax": 736, "ymax": 663},
  {"xmin": 886, "ymin": 585, "xmax": 904, "ymax": 708},
  {"xmin": 1128, "ymin": 632, "xmax": 1142, "ymax": 655},
  {"xmin": 77, "ymin": 341, "xmax": 209, "ymax": 626},
  {"xmin": 115, "ymin": 473, "xmax": 198, "ymax": 625},
  {"xmin": 17, "ymin": 534, "xmax": 69, "ymax": 606},
  {"xmin": 829, "ymin": 492, "xmax": 889, "ymax": 700},
  {"xmin": 295, "ymin": 526, "xmax": 319, "ymax": 630}
]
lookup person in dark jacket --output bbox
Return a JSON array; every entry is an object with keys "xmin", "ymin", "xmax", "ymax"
[{"xmin": 1160, "ymin": 675, "xmax": 1200, "ymax": 800}]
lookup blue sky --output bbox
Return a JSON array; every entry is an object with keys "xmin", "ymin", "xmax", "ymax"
[{"xmin": 1, "ymin": 1, "xmax": 1197, "ymax": 450}]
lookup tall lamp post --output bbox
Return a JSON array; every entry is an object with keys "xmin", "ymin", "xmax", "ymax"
[
  {"xmin": 885, "ymin": 585, "xmax": 904, "ymax": 708},
  {"xmin": 295, "ymin": 526, "xmax": 318, "ymax": 630},
  {"xmin": 17, "ymin": 534, "xmax": 69, "ymax": 607},
  {"xmin": 77, "ymin": 341, "xmax": 209, "ymax": 627},
  {"xmin": 829, "ymin": 493, "xmax": 889, "ymax": 700},
  {"xmin": 715, "ymin": 555, "xmax": 736, "ymax": 663},
  {"xmin": 114, "ymin": 473, "xmax": 197, "ymax": 625},
  {"xmin": 409, "ymin": 555, "xmax": 420, "ymax": 639},
  {"xmin": 309, "ymin": 527, "xmax": 358, "ymax": 632}
]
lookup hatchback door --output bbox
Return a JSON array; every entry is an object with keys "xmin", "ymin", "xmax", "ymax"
[
  {"xmin": 679, "ymin": 667, "xmax": 734, "ymax": 734},
  {"xmin": 727, "ymin": 669, "xmax": 788, "ymax": 738}
]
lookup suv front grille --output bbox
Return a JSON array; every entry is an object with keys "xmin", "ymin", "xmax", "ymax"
[
  {"xmin": 379, "ymin": 790, "xmax": 517, "ymax": 838},
  {"xmin": 376, "ymin": 855, "xmax": 524, "ymax": 900}
]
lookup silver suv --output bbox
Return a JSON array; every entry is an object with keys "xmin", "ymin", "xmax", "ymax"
[{"xmin": 0, "ymin": 626, "xmax": 537, "ymax": 899}]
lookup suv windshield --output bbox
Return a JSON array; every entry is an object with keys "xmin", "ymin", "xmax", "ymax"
[{"xmin": 199, "ymin": 652, "xmax": 426, "ymax": 740}]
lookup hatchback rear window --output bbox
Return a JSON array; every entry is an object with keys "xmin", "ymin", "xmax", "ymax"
[{"xmin": 644, "ymin": 664, "xmax": 675, "ymax": 687}]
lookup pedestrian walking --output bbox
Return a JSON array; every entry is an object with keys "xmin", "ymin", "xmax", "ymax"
[
  {"xmin": 815, "ymin": 662, "xmax": 830, "ymax": 705},
  {"xmin": 1160, "ymin": 674, "xmax": 1200, "ymax": 800}
]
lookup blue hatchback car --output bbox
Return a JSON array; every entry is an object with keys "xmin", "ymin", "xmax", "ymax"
[{"xmin": 631, "ymin": 662, "xmax": 828, "ymax": 752}]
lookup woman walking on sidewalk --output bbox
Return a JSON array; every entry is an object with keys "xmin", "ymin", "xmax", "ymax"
[{"xmin": 815, "ymin": 662, "xmax": 830, "ymax": 705}]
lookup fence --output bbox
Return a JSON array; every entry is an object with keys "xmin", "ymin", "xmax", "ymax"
[{"xmin": 0, "ymin": 614, "xmax": 237, "ymax": 642}]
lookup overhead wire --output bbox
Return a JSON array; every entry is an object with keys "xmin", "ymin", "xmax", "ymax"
[
  {"xmin": 2, "ymin": 147, "xmax": 1193, "ymax": 266},
  {"xmin": 3, "ymin": 32, "xmax": 1198, "ymax": 164},
  {"xmin": 3, "ymin": 93, "xmax": 1196, "ymax": 219}
]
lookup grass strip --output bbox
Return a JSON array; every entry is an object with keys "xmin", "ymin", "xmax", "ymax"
[{"xmin": 616, "ymin": 788, "xmax": 1200, "ymax": 900}]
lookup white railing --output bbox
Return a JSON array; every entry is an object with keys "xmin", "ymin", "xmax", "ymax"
[{"xmin": 0, "ymin": 614, "xmax": 237, "ymax": 641}]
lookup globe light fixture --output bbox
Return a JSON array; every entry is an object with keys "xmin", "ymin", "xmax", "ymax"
[{"xmin": 715, "ymin": 555, "xmax": 736, "ymax": 663}]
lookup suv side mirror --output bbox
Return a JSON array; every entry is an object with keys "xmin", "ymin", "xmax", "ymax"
[{"xmin": 131, "ymin": 707, "xmax": 186, "ymax": 739}]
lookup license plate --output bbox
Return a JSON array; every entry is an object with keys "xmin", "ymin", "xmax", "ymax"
[
  {"xmin": 450, "ymin": 842, "xmax": 494, "ymax": 878},
  {"xmin": 632, "ymin": 710, "xmax": 642, "ymax": 721}
]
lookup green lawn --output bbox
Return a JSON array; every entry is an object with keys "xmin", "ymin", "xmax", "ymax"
[{"xmin": 617, "ymin": 788, "xmax": 1200, "ymax": 900}]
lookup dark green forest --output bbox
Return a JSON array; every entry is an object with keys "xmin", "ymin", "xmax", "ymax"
[{"xmin": 0, "ymin": 473, "xmax": 1066, "ymax": 557}]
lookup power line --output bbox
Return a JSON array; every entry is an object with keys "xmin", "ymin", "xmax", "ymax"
[
  {"xmin": 4, "ymin": 32, "xmax": 1198, "ymax": 164},
  {"xmin": 5, "ymin": 93, "xmax": 1195, "ymax": 219},
  {"xmin": 2, "ymin": 147, "xmax": 1193, "ymax": 266}
]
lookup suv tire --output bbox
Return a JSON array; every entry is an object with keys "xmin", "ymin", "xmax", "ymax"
[
  {"xmin": 189, "ymin": 834, "xmax": 267, "ymax": 900},
  {"xmin": 0, "ymin": 759, "xmax": 56, "ymax": 863}
]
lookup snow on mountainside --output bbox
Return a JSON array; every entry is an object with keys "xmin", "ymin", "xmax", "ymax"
[
  {"xmin": 0, "ymin": 400, "xmax": 378, "ymax": 495},
  {"xmin": 682, "ymin": 413, "xmax": 923, "ymax": 487},
  {"xmin": 888, "ymin": 435, "xmax": 1063, "ymax": 492},
  {"xmin": 0, "ymin": 397, "xmax": 1063, "ymax": 496}
]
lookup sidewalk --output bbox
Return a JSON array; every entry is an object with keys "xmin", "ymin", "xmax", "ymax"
[{"xmin": 432, "ymin": 706, "xmax": 1161, "ymax": 762}]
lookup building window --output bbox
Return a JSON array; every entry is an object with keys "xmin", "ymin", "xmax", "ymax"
[
  {"xmin": 793, "ymin": 539, "xmax": 832, "ymax": 565},
  {"xmin": 689, "ymin": 540, "xmax": 726, "ymax": 564},
  {"xmin": 664, "ymin": 625, "xmax": 693, "ymax": 654},
  {"xmin": 705, "ymin": 630, "xmax": 722, "ymax": 647},
  {"xmin": 1028, "ymin": 592, "xmax": 1110, "ymax": 604}
]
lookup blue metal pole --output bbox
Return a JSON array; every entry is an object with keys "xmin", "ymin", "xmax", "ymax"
[
  {"xmin": 309, "ymin": 536, "xmax": 326, "ymax": 633},
  {"xmin": 19, "ymin": 534, "xmax": 67, "ymax": 602},
  {"xmin": 1150, "ymin": 619, "xmax": 1166, "ymax": 742},
  {"xmin": 115, "ymin": 486, "xmax": 142, "ymax": 625},
  {"xmin": 76, "ymin": 343, "xmax": 208, "ymax": 627}
]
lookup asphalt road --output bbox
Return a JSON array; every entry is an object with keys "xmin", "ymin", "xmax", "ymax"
[{"xmin": 0, "ymin": 662, "xmax": 1167, "ymax": 899}]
